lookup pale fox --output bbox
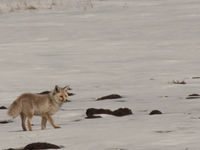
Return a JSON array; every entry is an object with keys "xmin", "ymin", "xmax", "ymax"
[{"xmin": 8, "ymin": 85, "xmax": 70, "ymax": 131}]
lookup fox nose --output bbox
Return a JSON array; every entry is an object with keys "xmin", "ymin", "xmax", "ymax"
[{"xmin": 60, "ymin": 96, "xmax": 66, "ymax": 101}]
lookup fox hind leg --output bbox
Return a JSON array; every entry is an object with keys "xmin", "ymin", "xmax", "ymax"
[
  {"xmin": 27, "ymin": 115, "xmax": 33, "ymax": 131},
  {"xmin": 41, "ymin": 116, "xmax": 47, "ymax": 130},
  {"xmin": 20, "ymin": 113, "xmax": 27, "ymax": 131}
]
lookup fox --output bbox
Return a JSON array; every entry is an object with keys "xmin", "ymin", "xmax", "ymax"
[{"xmin": 8, "ymin": 85, "xmax": 70, "ymax": 131}]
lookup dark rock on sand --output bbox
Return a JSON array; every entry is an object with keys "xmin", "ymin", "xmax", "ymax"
[
  {"xmin": 192, "ymin": 77, "xmax": 200, "ymax": 79},
  {"xmin": 96, "ymin": 94, "xmax": 122, "ymax": 101},
  {"xmin": 0, "ymin": 106, "xmax": 7, "ymax": 109},
  {"xmin": 67, "ymin": 92, "xmax": 75, "ymax": 96},
  {"xmin": 112, "ymin": 108, "xmax": 133, "ymax": 116},
  {"xmin": 149, "ymin": 110, "xmax": 162, "ymax": 115},
  {"xmin": 172, "ymin": 80, "xmax": 186, "ymax": 84},
  {"xmin": 186, "ymin": 94, "xmax": 200, "ymax": 99},
  {"xmin": 5, "ymin": 148, "xmax": 23, "ymax": 150},
  {"xmin": 189, "ymin": 94, "xmax": 200, "ymax": 96},
  {"xmin": 5, "ymin": 142, "xmax": 61, "ymax": 150},
  {"xmin": 23, "ymin": 142, "xmax": 60, "ymax": 150},
  {"xmin": 86, "ymin": 108, "xmax": 133, "ymax": 119},
  {"xmin": 86, "ymin": 108, "xmax": 113, "ymax": 118},
  {"xmin": 38, "ymin": 91, "xmax": 51, "ymax": 94},
  {"xmin": 0, "ymin": 120, "xmax": 13, "ymax": 124},
  {"xmin": 155, "ymin": 130, "xmax": 173, "ymax": 133}
]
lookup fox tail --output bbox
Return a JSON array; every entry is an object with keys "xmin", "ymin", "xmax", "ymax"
[{"xmin": 8, "ymin": 97, "xmax": 22, "ymax": 118}]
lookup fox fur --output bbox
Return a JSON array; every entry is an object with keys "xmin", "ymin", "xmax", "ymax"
[{"xmin": 8, "ymin": 85, "xmax": 70, "ymax": 131}]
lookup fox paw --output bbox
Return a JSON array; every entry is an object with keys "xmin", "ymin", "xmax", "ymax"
[{"xmin": 54, "ymin": 126, "xmax": 61, "ymax": 129}]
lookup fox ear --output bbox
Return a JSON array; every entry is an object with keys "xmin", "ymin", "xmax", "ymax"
[
  {"xmin": 54, "ymin": 85, "xmax": 61, "ymax": 93},
  {"xmin": 63, "ymin": 85, "xmax": 70, "ymax": 91}
]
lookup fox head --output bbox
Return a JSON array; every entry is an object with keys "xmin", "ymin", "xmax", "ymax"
[{"xmin": 53, "ymin": 85, "xmax": 70, "ymax": 103}]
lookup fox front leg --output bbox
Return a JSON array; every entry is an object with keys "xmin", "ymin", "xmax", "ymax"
[
  {"xmin": 41, "ymin": 116, "xmax": 47, "ymax": 130},
  {"xmin": 46, "ymin": 114, "xmax": 60, "ymax": 129},
  {"xmin": 27, "ymin": 117, "xmax": 33, "ymax": 131},
  {"xmin": 20, "ymin": 113, "xmax": 27, "ymax": 131}
]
